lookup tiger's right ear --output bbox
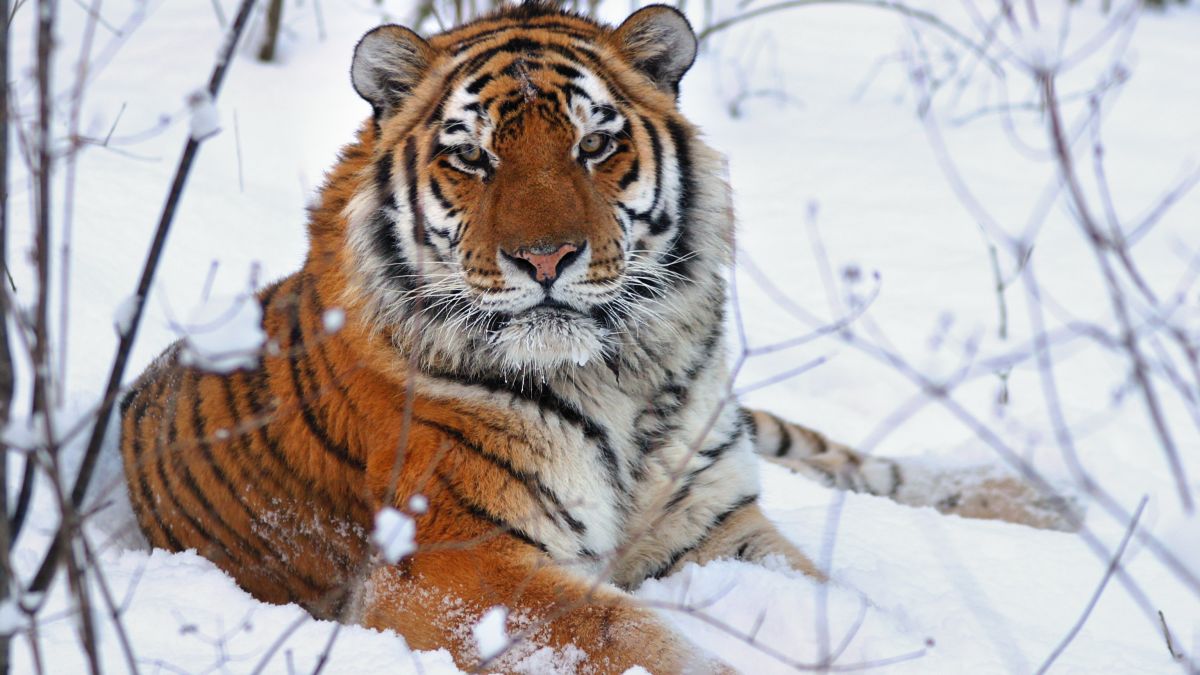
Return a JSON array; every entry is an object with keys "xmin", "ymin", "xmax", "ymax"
[{"xmin": 351, "ymin": 25, "xmax": 433, "ymax": 119}]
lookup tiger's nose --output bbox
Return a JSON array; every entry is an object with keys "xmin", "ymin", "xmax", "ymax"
[{"xmin": 503, "ymin": 242, "xmax": 582, "ymax": 286}]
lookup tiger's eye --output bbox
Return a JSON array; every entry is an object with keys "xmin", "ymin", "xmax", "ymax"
[
  {"xmin": 458, "ymin": 145, "xmax": 483, "ymax": 163},
  {"xmin": 579, "ymin": 132, "xmax": 608, "ymax": 156}
]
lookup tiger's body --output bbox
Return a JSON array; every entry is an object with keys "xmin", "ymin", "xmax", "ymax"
[{"xmin": 119, "ymin": 4, "xmax": 1072, "ymax": 672}]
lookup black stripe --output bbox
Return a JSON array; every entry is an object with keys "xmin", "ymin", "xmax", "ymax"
[
  {"xmin": 699, "ymin": 433, "xmax": 742, "ymax": 459},
  {"xmin": 774, "ymin": 416, "xmax": 794, "ymax": 458},
  {"xmin": 631, "ymin": 320, "xmax": 723, "ymax": 473},
  {"xmin": 497, "ymin": 96, "xmax": 523, "ymax": 120},
  {"xmin": 593, "ymin": 104, "xmax": 617, "ymax": 123},
  {"xmin": 649, "ymin": 495, "xmax": 758, "ymax": 579},
  {"xmin": 240, "ymin": 369, "xmax": 348, "ymax": 514},
  {"xmin": 303, "ymin": 275, "xmax": 366, "ymax": 420},
  {"xmin": 423, "ymin": 369, "xmax": 625, "ymax": 493},
  {"xmin": 811, "ymin": 430, "xmax": 829, "ymax": 455},
  {"xmin": 403, "ymin": 137, "xmax": 438, "ymax": 244},
  {"xmin": 217, "ymin": 378, "xmax": 294, "ymax": 499},
  {"xmin": 551, "ymin": 63, "xmax": 581, "ymax": 79},
  {"xmin": 436, "ymin": 472, "xmax": 548, "ymax": 553},
  {"xmin": 648, "ymin": 211, "xmax": 673, "ymax": 236},
  {"xmin": 663, "ymin": 118, "xmax": 697, "ymax": 281},
  {"xmin": 152, "ymin": 371, "xmax": 244, "ymax": 568},
  {"xmin": 188, "ymin": 373, "xmax": 325, "ymax": 594},
  {"xmin": 429, "ymin": 37, "xmax": 634, "ymax": 130},
  {"xmin": 617, "ymin": 158, "xmax": 639, "ymax": 191},
  {"xmin": 284, "ymin": 276, "xmax": 366, "ymax": 472},
  {"xmin": 429, "ymin": 37, "xmax": 549, "ymax": 119},
  {"xmin": 427, "ymin": 177, "xmax": 454, "ymax": 212},
  {"xmin": 501, "ymin": 57, "xmax": 543, "ymax": 79},
  {"xmin": 560, "ymin": 82, "xmax": 592, "ymax": 104},
  {"xmin": 369, "ymin": 209, "xmax": 418, "ymax": 294},
  {"xmin": 415, "ymin": 417, "xmax": 586, "ymax": 535},
  {"xmin": 465, "ymin": 73, "xmax": 493, "ymax": 94},
  {"xmin": 128, "ymin": 371, "xmax": 185, "ymax": 551},
  {"xmin": 450, "ymin": 21, "xmax": 593, "ymax": 54},
  {"xmin": 375, "ymin": 151, "xmax": 393, "ymax": 196},
  {"xmin": 171, "ymin": 372, "xmax": 283, "ymax": 571},
  {"xmin": 643, "ymin": 116, "xmax": 664, "ymax": 217},
  {"xmin": 739, "ymin": 408, "xmax": 757, "ymax": 442}
]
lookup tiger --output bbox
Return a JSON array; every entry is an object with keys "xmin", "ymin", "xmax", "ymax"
[{"xmin": 118, "ymin": 3, "xmax": 1076, "ymax": 672}]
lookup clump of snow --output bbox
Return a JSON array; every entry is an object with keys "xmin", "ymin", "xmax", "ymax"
[
  {"xmin": 622, "ymin": 667, "xmax": 652, "ymax": 675},
  {"xmin": 323, "ymin": 307, "xmax": 346, "ymax": 333},
  {"xmin": 112, "ymin": 293, "xmax": 139, "ymax": 336},
  {"xmin": 473, "ymin": 606, "xmax": 510, "ymax": 661},
  {"xmin": 373, "ymin": 507, "xmax": 416, "ymax": 564},
  {"xmin": 177, "ymin": 292, "xmax": 266, "ymax": 373},
  {"xmin": 186, "ymin": 89, "xmax": 221, "ymax": 140},
  {"xmin": 409, "ymin": 494, "xmax": 429, "ymax": 514}
]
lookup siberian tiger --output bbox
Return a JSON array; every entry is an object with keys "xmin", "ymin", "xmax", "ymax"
[{"xmin": 119, "ymin": 3, "xmax": 1074, "ymax": 672}]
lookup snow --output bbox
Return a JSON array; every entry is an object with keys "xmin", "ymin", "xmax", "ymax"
[
  {"xmin": 186, "ymin": 89, "xmax": 221, "ymax": 140},
  {"xmin": 177, "ymin": 290, "xmax": 267, "ymax": 373},
  {"xmin": 323, "ymin": 306, "xmax": 346, "ymax": 333},
  {"xmin": 408, "ymin": 494, "xmax": 429, "ymax": 514},
  {"xmin": 372, "ymin": 507, "xmax": 417, "ymax": 564},
  {"xmin": 472, "ymin": 606, "xmax": 509, "ymax": 662},
  {"xmin": 3, "ymin": 0, "xmax": 1198, "ymax": 672},
  {"xmin": 112, "ymin": 293, "xmax": 139, "ymax": 336}
]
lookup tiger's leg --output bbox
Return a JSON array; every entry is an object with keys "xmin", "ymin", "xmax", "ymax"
[
  {"xmin": 744, "ymin": 408, "xmax": 1082, "ymax": 531},
  {"xmin": 357, "ymin": 543, "xmax": 732, "ymax": 674},
  {"xmin": 658, "ymin": 500, "xmax": 826, "ymax": 581}
]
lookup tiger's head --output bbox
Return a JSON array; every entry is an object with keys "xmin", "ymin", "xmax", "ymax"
[{"xmin": 337, "ymin": 3, "xmax": 731, "ymax": 376}]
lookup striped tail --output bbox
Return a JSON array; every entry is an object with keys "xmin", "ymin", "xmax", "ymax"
[{"xmin": 744, "ymin": 408, "xmax": 1082, "ymax": 532}]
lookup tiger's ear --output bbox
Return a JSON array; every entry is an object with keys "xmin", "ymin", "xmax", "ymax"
[
  {"xmin": 610, "ymin": 5, "xmax": 697, "ymax": 95},
  {"xmin": 351, "ymin": 25, "xmax": 434, "ymax": 119}
]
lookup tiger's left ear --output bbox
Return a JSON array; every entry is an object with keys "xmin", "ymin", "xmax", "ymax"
[
  {"xmin": 352, "ymin": 24, "xmax": 434, "ymax": 119},
  {"xmin": 610, "ymin": 5, "xmax": 697, "ymax": 96}
]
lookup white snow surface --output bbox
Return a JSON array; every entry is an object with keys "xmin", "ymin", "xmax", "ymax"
[
  {"xmin": 372, "ymin": 507, "xmax": 417, "ymax": 564},
  {"xmin": 473, "ymin": 607, "xmax": 510, "ymax": 662},
  {"xmin": 4, "ymin": 0, "xmax": 1199, "ymax": 672}
]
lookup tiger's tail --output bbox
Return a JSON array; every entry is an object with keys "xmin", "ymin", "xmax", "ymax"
[{"xmin": 744, "ymin": 408, "xmax": 1083, "ymax": 532}]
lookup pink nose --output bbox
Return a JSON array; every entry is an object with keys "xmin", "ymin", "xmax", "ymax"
[{"xmin": 509, "ymin": 243, "xmax": 580, "ymax": 283}]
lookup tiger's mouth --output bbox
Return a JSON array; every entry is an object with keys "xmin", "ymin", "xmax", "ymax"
[
  {"xmin": 529, "ymin": 297, "xmax": 583, "ymax": 314},
  {"xmin": 488, "ymin": 300, "xmax": 611, "ymax": 371}
]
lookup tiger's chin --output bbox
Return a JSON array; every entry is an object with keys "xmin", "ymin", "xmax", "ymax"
[{"xmin": 489, "ymin": 307, "xmax": 612, "ymax": 373}]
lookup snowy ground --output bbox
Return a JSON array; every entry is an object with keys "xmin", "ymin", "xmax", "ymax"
[{"xmin": 4, "ymin": 0, "xmax": 1200, "ymax": 672}]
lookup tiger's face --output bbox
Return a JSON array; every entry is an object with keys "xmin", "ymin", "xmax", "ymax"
[{"xmin": 343, "ymin": 5, "xmax": 728, "ymax": 375}]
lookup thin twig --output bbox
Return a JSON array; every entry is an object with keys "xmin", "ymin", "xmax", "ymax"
[
  {"xmin": 1035, "ymin": 496, "xmax": 1148, "ymax": 673},
  {"xmin": 1158, "ymin": 610, "xmax": 1181, "ymax": 662}
]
